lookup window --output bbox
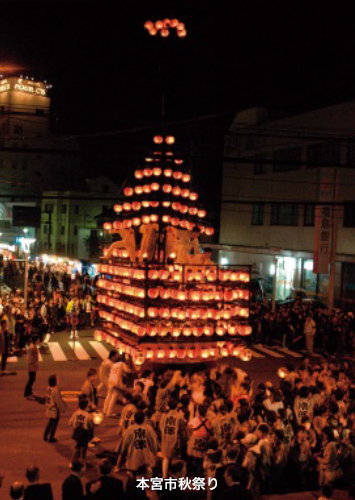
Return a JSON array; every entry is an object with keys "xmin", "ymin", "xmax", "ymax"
[
  {"xmin": 273, "ymin": 147, "xmax": 302, "ymax": 172},
  {"xmin": 61, "ymin": 226, "xmax": 65, "ymax": 235},
  {"xmin": 45, "ymin": 203, "xmax": 53, "ymax": 212},
  {"xmin": 75, "ymin": 205, "xmax": 79, "ymax": 215},
  {"xmin": 61, "ymin": 204, "xmax": 67, "ymax": 214},
  {"xmin": 254, "ymin": 155, "xmax": 267, "ymax": 175},
  {"xmin": 74, "ymin": 226, "xmax": 78, "ymax": 236},
  {"xmin": 304, "ymin": 204, "xmax": 315, "ymax": 226},
  {"xmin": 271, "ymin": 204, "xmax": 299, "ymax": 226},
  {"xmin": 252, "ymin": 204, "xmax": 264, "ymax": 225},
  {"xmin": 344, "ymin": 203, "xmax": 355, "ymax": 227},
  {"xmin": 307, "ymin": 141, "xmax": 340, "ymax": 167}
]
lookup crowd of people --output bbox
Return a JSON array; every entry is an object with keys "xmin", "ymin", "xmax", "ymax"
[
  {"xmin": 0, "ymin": 263, "xmax": 99, "ymax": 373},
  {"xmin": 4, "ymin": 351, "xmax": 355, "ymax": 500},
  {"xmin": 250, "ymin": 298, "xmax": 355, "ymax": 356}
]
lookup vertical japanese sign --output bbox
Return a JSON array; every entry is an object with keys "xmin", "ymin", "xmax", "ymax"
[
  {"xmin": 313, "ymin": 205, "xmax": 331, "ymax": 273},
  {"xmin": 313, "ymin": 170, "xmax": 333, "ymax": 274}
]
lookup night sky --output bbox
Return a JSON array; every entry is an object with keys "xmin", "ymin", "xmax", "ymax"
[{"xmin": 1, "ymin": 0, "xmax": 355, "ymax": 209}]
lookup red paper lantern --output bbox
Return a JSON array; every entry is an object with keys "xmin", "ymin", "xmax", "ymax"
[
  {"xmin": 172, "ymin": 186, "xmax": 181, "ymax": 196},
  {"xmin": 151, "ymin": 182, "xmax": 160, "ymax": 191},
  {"xmin": 153, "ymin": 167, "xmax": 162, "ymax": 176},
  {"xmin": 123, "ymin": 203, "xmax": 131, "ymax": 211},
  {"xmin": 182, "ymin": 174, "xmax": 191, "ymax": 183},
  {"xmin": 132, "ymin": 201, "xmax": 141, "ymax": 211},
  {"xmin": 143, "ymin": 185, "xmax": 151, "ymax": 194},
  {"xmin": 144, "ymin": 168, "xmax": 153, "ymax": 177},
  {"xmin": 164, "ymin": 169, "xmax": 173, "ymax": 177},
  {"xmin": 163, "ymin": 184, "xmax": 172, "ymax": 193},
  {"xmin": 153, "ymin": 135, "xmax": 164, "ymax": 144},
  {"xmin": 103, "ymin": 222, "xmax": 112, "ymax": 230},
  {"xmin": 135, "ymin": 170, "xmax": 144, "ymax": 179},
  {"xmin": 165, "ymin": 136, "xmax": 175, "ymax": 144},
  {"xmin": 173, "ymin": 171, "xmax": 182, "ymax": 180},
  {"xmin": 114, "ymin": 204, "xmax": 123, "ymax": 213},
  {"xmin": 124, "ymin": 187, "xmax": 134, "ymax": 197},
  {"xmin": 189, "ymin": 192, "xmax": 198, "ymax": 201}
]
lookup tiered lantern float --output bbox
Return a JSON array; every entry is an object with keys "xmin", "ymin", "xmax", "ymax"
[{"xmin": 95, "ymin": 135, "xmax": 252, "ymax": 366}]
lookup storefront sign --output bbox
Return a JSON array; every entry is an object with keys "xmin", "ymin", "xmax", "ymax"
[
  {"xmin": 0, "ymin": 78, "xmax": 46, "ymax": 96},
  {"xmin": 313, "ymin": 205, "xmax": 331, "ymax": 273}
]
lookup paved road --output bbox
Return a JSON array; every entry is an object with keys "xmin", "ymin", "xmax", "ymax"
[{"xmin": 0, "ymin": 328, "xmax": 325, "ymax": 499}]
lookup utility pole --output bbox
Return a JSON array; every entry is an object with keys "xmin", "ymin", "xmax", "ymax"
[{"xmin": 328, "ymin": 167, "xmax": 340, "ymax": 309}]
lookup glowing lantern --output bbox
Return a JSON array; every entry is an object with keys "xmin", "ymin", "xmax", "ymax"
[
  {"xmin": 164, "ymin": 169, "xmax": 173, "ymax": 177},
  {"xmin": 162, "ymin": 215, "xmax": 170, "ymax": 223},
  {"xmin": 137, "ymin": 326, "xmax": 146, "ymax": 337},
  {"xmin": 220, "ymin": 346, "xmax": 229, "ymax": 357},
  {"xmin": 173, "ymin": 171, "xmax": 182, "ymax": 180},
  {"xmin": 123, "ymin": 219, "xmax": 131, "ymax": 229},
  {"xmin": 177, "ymin": 347, "xmax": 186, "ymax": 359},
  {"xmin": 124, "ymin": 187, "xmax": 134, "ymax": 197},
  {"xmin": 182, "ymin": 327, "xmax": 192, "ymax": 337},
  {"xmin": 151, "ymin": 183, "xmax": 160, "ymax": 191},
  {"xmin": 190, "ymin": 192, "xmax": 198, "ymax": 201},
  {"xmin": 142, "ymin": 215, "xmax": 150, "ymax": 224},
  {"xmin": 155, "ymin": 20, "xmax": 163, "ymax": 29},
  {"xmin": 278, "ymin": 367, "xmax": 288, "ymax": 379},
  {"xmin": 216, "ymin": 326, "xmax": 225, "ymax": 336},
  {"xmin": 146, "ymin": 349, "xmax": 154, "ymax": 359},
  {"xmin": 153, "ymin": 167, "xmax": 162, "ymax": 176},
  {"xmin": 159, "ymin": 308, "xmax": 170, "ymax": 318},
  {"xmin": 163, "ymin": 184, "xmax": 172, "ymax": 193},
  {"xmin": 182, "ymin": 174, "xmax": 191, "ymax": 183},
  {"xmin": 187, "ymin": 222, "xmax": 195, "ymax": 231},
  {"xmin": 158, "ymin": 327, "xmax": 168, "ymax": 337},
  {"xmin": 135, "ymin": 170, "xmax": 144, "ymax": 179},
  {"xmin": 143, "ymin": 185, "xmax": 151, "ymax": 194},
  {"xmin": 240, "ymin": 349, "xmax": 252, "ymax": 362},
  {"xmin": 150, "ymin": 201, "xmax": 159, "ymax": 208},
  {"xmin": 199, "ymin": 225, "xmax": 205, "ymax": 234},
  {"xmin": 206, "ymin": 227, "xmax": 214, "ymax": 236},
  {"xmin": 148, "ymin": 288, "xmax": 159, "ymax": 299},
  {"xmin": 198, "ymin": 209, "xmax": 206, "ymax": 218},
  {"xmin": 172, "ymin": 202, "xmax": 181, "ymax": 211},
  {"xmin": 177, "ymin": 29, "xmax": 187, "ymax": 38},
  {"xmin": 114, "ymin": 204, "xmax": 123, "ymax": 213},
  {"xmin": 144, "ymin": 21, "xmax": 154, "ymax": 30},
  {"xmin": 149, "ymin": 28, "xmax": 157, "ymax": 36},
  {"xmin": 156, "ymin": 347, "xmax": 166, "ymax": 359},
  {"xmin": 172, "ymin": 186, "xmax": 181, "ymax": 196},
  {"xmin": 170, "ymin": 18, "xmax": 179, "ymax": 27},
  {"xmin": 177, "ymin": 22, "xmax": 185, "ymax": 30},
  {"xmin": 187, "ymin": 347, "xmax": 198, "ymax": 359},
  {"xmin": 231, "ymin": 346, "xmax": 241, "ymax": 357},
  {"xmin": 135, "ymin": 186, "xmax": 143, "ymax": 195},
  {"xmin": 144, "ymin": 168, "xmax": 153, "ymax": 177},
  {"xmin": 172, "ymin": 271, "xmax": 181, "ymax": 282},
  {"xmin": 147, "ymin": 307, "xmax": 158, "ymax": 318},
  {"xmin": 189, "ymin": 207, "xmax": 198, "ymax": 215},
  {"xmin": 174, "ymin": 159, "xmax": 183, "ymax": 165},
  {"xmin": 135, "ymin": 353, "xmax": 145, "ymax": 366},
  {"xmin": 133, "ymin": 217, "xmax": 141, "ymax": 226},
  {"xmin": 180, "ymin": 220, "xmax": 188, "ymax": 228},
  {"xmin": 150, "ymin": 214, "xmax": 159, "ymax": 222},
  {"xmin": 181, "ymin": 189, "xmax": 190, "ymax": 198},
  {"xmin": 165, "ymin": 136, "xmax": 175, "ymax": 144},
  {"xmin": 113, "ymin": 221, "xmax": 122, "ymax": 230},
  {"xmin": 169, "ymin": 349, "xmax": 177, "ymax": 359},
  {"xmin": 201, "ymin": 348, "xmax": 210, "ymax": 359},
  {"xmin": 132, "ymin": 202, "xmax": 141, "ymax": 211},
  {"xmin": 171, "ymin": 218, "xmax": 180, "ymax": 226},
  {"xmin": 153, "ymin": 135, "xmax": 164, "ymax": 144},
  {"xmin": 161, "ymin": 29, "xmax": 169, "ymax": 37},
  {"xmin": 172, "ymin": 327, "xmax": 181, "ymax": 338},
  {"xmin": 203, "ymin": 325, "xmax": 213, "ymax": 336},
  {"xmin": 180, "ymin": 205, "xmax": 188, "ymax": 214},
  {"xmin": 103, "ymin": 222, "xmax": 112, "ymax": 230},
  {"xmin": 162, "ymin": 201, "xmax": 171, "ymax": 208},
  {"xmin": 190, "ymin": 290, "xmax": 200, "ymax": 301},
  {"xmin": 142, "ymin": 201, "xmax": 150, "ymax": 208},
  {"xmin": 123, "ymin": 202, "xmax": 131, "ymax": 211}
]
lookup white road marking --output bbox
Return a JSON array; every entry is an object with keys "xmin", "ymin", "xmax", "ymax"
[
  {"xmin": 68, "ymin": 342, "xmax": 91, "ymax": 360},
  {"xmin": 47, "ymin": 342, "xmax": 67, "ymax": 361},
  {"xmin": 276, "ymin": 347, "xmax": 303, "ymax": 358},
  {"xmin": 89, "ymin": 341, "xmax": 110, "ymax": 360},
  {"xmin": 255, "ymin": 344, "xmax": 284, "ymax": 358},
  {"xmin": 249, "ymin": 349, "xmax": 266, "ymax": 358}
]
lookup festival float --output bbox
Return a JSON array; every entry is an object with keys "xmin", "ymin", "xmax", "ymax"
[{"xmin": 94, "ymin": 134, "xmax": 252, "ymax": 366}]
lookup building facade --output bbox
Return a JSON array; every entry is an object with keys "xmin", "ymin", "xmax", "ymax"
[
  {"xmin": 40, "ymin": 176, "xmax": 119, "ymax": 260},
  {"xmin": 0, "ymin": 75, "xmax": 80, "ymax": 248},
  {"xmin": 219, "ymin": 103, "xmax": 355, "ymax": 306}
]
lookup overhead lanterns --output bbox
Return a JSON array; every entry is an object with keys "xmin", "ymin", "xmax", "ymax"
[
  {"xmin": 124, "ymin": 187, "xmax": 134, "ymax": 197},
  {"xmin": 153, "ymin": 136, "xmax": 163, "ymax": 144},
  {"xmin": 145, "ymin": 20, "xmax": 187, "ymax": 38}
]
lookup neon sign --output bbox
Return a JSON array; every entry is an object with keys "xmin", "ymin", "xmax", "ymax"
[
  {"xmin": 14, "ymin": 83, "xmax": 45, "ymax": 95},
  {"xmin": 0, "ymin": 78, "xmax": 46, "ymax": 96}
]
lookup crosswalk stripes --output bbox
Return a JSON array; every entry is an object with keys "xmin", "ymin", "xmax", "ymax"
[
  {"xmin": 276, "ymin": 347, "xmax": 303, "ymax": 358},
  {"xmin": 89, "ymin": 341, "xmax": 110, "ymax": 360},
  {"xmin": 68, "ymin": 341, "xmax": 91, "ymax": 360},
  {"xmin": 249, "ymin": 349, "xmax": 265, "ymax": 358},
  {"xmin": 254, "ymin": 344, "xmax": 285, "ymax": 358},
  {"xmin": 47, "ymin": 342, "xmax": 67, "ymax": 361}
]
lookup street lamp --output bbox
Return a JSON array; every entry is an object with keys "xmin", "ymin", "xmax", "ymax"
[{"xmin": 19, "ymin": 237, "xmax": 36, "ymax": 308}]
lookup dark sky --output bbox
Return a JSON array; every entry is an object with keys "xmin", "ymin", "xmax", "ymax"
[{"xmin": 1, "ymin": 0, "xmax": 355, "ymax": 208}]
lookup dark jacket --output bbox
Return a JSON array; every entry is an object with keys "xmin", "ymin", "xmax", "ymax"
[
  {"xmin": 86, "ymin": 475, "xmax": 125, "ymax": 500},
  {"xmin": 62, "ymin": 474, "xmax": 84, "ymax": 500},
  {"xmin": 24, "ymin": 483, "xmax": 53, "ymax": 500}
]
